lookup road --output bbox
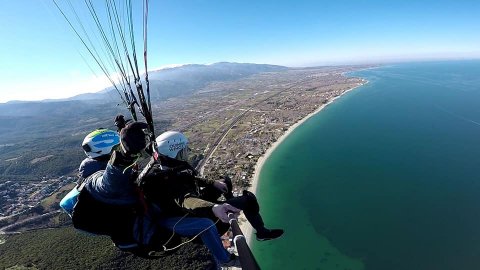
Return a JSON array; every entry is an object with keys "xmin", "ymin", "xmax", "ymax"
[
  {"xmin": 0, "ymin": 210, "xmax": 62, "ymax": 233},
  {"xmin": 196, "ymin": 77, "xmax": 312, "ymax": 174}
]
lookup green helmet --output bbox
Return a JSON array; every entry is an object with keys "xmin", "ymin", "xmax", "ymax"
[{"xmin": 82, "ymin": 129, "xmax": 120, "ymax": 158}]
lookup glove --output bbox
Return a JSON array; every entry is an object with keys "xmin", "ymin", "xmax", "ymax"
[
  {"xmin": 212, "ymin": 203, "xmax": 240, "ymax": 223},
  {"xmin": 213, "ymin": 180, "xmax": 228, "ymax": 193},
  {"xmin": 114, "ymin": 115, "xmax": 126, "ymax": 132},
  {"xmin": 120, "ymin": 122, "xmax": 149, "ymax": 156}
]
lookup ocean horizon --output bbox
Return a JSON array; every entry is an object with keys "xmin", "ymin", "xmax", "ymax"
[{"xmin": 251, "ymin": 60, "xmax": 480, "ymax": 270}]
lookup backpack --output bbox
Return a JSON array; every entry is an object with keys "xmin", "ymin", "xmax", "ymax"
[{"xmin": 71, "ymin": 171, "xmax": 137, "ymax": 244}]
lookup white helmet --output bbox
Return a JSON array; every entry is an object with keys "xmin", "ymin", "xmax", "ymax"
[
  {"xmin": 156, "ymin": 131, "xmax": 189, "ymax": 160},
  {"xmin": 82, "ymin": 129, "xmax": 120, "ymax": 159}
]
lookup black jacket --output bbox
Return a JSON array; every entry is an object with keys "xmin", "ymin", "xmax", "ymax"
[{"xmin": 139, "ymin": 155, "xmax": 216, "ymax": 217}]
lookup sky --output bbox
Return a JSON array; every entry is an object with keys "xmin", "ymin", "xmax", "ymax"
[{"xmin": 0, "ymin": 0, "xmax": 479, "ymax": 103}]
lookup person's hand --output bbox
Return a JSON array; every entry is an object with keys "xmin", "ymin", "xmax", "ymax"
[
  {"xmin": 212, "ymin": 203, "xmax": 240, "ymax": 223},
  {"xmin": 120, "ymin": 122, "xmax": 149, "ymax": 155},
  {"xmin": 213, "ymin": 180, "xmax": 228, "ymax": 193},
  {"xmin": 114, "ymin": 114, "xmax": 126, "ymax": 132}
]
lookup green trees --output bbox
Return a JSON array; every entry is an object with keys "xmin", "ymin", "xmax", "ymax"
[{"xmin": 0, "ymin": 228, "xmax": 215, "ymax": 270}]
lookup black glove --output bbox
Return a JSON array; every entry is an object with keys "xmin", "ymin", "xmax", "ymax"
[
  {"xmin": 114, "ymin": 114, "xmax": 134, "ymax": 132},
  {"xmin": 114, "ymin": 115, "xmax": 126, "ymax": 132},
  {"xmin": 120, "ymin": 122, "xmax": 149, "ymax": 156}
]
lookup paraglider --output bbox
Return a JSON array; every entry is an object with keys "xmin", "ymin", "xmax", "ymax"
[{"xmin": 53, "ymin": 1, "xmax": 272, "ymax": 268}]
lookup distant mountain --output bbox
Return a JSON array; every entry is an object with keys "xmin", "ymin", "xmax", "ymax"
[
  {"xmin": 0, "ymin": 62, "xmax": 288, "ymax": 139},
  {"xmin": 1, "ymin": 62, "xmax": 288, "ymax": 106},
  {"xmin": 147, "ymin": 62, "xmax": 288, "ymax": 81},
  {"xmin": 65, "ymin": 62, "xmax": 289, "ymax": 102}
]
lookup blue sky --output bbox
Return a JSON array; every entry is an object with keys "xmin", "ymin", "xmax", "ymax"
[{"xmin": 0, "ymin": 0, "xmax": 479, "ymax": 103}]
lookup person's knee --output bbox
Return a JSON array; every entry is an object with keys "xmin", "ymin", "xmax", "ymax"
[
  {"xmin": 222, "ymin": 176, "xmax": 232, "ymax": 190},
  {"xmin": 242, "ymin": 190, "xmax": 259, "ymax": 212},
  {"xmin": 222, "ymin": 176, "xmax": 234, "ymax": 199}
]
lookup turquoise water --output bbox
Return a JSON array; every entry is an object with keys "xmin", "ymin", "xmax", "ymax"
[{"xmin": 252, "ymin": 60, "xmax": 480, "ymax": 270}]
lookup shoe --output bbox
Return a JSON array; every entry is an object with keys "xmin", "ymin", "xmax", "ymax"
[
  {"xmin": 218, "ymin": 253, "xmax": 241, "ymax": 269},
  {"xmin": 256, "ymin": 229, "xmax": 284, "ymax": 241}
]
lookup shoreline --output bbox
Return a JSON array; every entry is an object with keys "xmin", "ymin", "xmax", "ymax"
[{"xmin": 239, "ymin": 80, "xmax": 367, "ymax": 245}]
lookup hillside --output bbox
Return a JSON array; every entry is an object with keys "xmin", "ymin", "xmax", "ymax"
[{"xmin": 0, "ymin": 227, "xmax": 215, "ymax": 270}]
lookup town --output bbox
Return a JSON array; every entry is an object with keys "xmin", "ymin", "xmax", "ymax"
[
  {"xmin": 0, "ymin": 177, "xmax": 73, "ymax": 217},
  {"xmin": 159, "ymin": 67, "xmax": 366, "ymax": 190}
]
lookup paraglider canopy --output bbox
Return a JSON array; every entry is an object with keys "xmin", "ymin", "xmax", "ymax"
[{"xmin": 52, "ymin": 0, "xmax": 155, "ymax": 142}]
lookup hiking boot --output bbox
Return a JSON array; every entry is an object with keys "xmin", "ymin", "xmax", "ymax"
[
  {"xmin": 256, "ymin": 229, "xmax": 284, "ymax": 241},
  {"xmin": 218, "ymin": 253, "xmax": 241, "ymax": 269}
]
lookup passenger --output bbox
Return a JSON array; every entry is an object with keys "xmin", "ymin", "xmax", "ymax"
[
  {"xmin": 79, "ymin": 128, "xmax": 120, "ymax": 180},
  {"xmin": 60, "ymin": 129, "xmax": 119, "ymax": 216},
  {"xmin": 79, "ymin": 122, "xmax": 237, "ymax": 265},
  {"xmin": 142, "ymin": 131, "xmax": 284, "ymax": 241}
]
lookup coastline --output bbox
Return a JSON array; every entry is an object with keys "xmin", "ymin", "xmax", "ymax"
[{"xmin": 239, "ymin": 80, "xmax": 367, "ymax": 245}]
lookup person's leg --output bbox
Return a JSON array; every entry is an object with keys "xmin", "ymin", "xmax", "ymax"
[
  {"xmin": 225, "ymin": 190, "xmax": 284, "ymax": 241},
  {"xmin": 157, "ymin": 217, "xmax": 230, "ymax": 263},
  {"xmin": 195, "ymin": 209, "xmax": 230, "ymax": 236},
  {"xmin": 225, "ymin": 190, "xmax": 266, "ymax": 232},
  {"xmin": 222, "ymin": 176, "xmax": 234, "ymax": 199}
]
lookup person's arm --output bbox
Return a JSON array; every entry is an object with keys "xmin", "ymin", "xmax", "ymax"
[
  {"xmin": 78, "ymin": 159, "xmax": 88, "ymax": 178},
  {"xmin": 85, "ymin": 150, "xmax": 138, "ymax": 206},
  {"xmin": 182, "ymin": 196, "xmax": 240, "ymax": 223},
  {"xmin": 195, "ymin": 176, "xmax": 216, "ymax": 187},
  {"xmin": 196, "ymin": 176, "xmax": 229, "ymax": 193}
]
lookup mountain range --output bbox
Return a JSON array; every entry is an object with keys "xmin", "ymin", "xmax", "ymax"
[
  {"xmin": 0, "ymin": 62, "xmax": 290, "ymax": 180},
  {"xmin": 0, "ymin": 62, "xmax": 288, "ymax": 141},
  {"xmin": 60, "ymin": 62, "xmax": 289, "ymax": 102}
]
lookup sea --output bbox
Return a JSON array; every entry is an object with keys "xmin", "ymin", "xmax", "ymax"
[{"xmin": 251, "ymin": 60, "xmax": 480, "ymax": 270}]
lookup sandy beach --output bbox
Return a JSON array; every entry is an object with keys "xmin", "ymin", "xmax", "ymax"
[{"xmin": 239, "ymin": 80, "xmax": 367, "ymax": 245}]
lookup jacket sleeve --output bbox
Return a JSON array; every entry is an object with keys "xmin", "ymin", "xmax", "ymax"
[{"xmin": 195, "ymin": 176, "xmax": 216, "ymax": 187}]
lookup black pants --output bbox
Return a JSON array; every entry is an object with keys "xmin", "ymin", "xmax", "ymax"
[{"xmin": 200, "ymin": 177, "xmax": 266, "ymax": 235}]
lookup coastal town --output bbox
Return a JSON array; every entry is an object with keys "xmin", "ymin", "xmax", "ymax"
[
  {"xmin": 0, "ymin": 66, "xmax": 367, "ymax": 228},
  {"xmin": 157, "ymin": 67, "xmax": 366, "ymax": 191}
]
